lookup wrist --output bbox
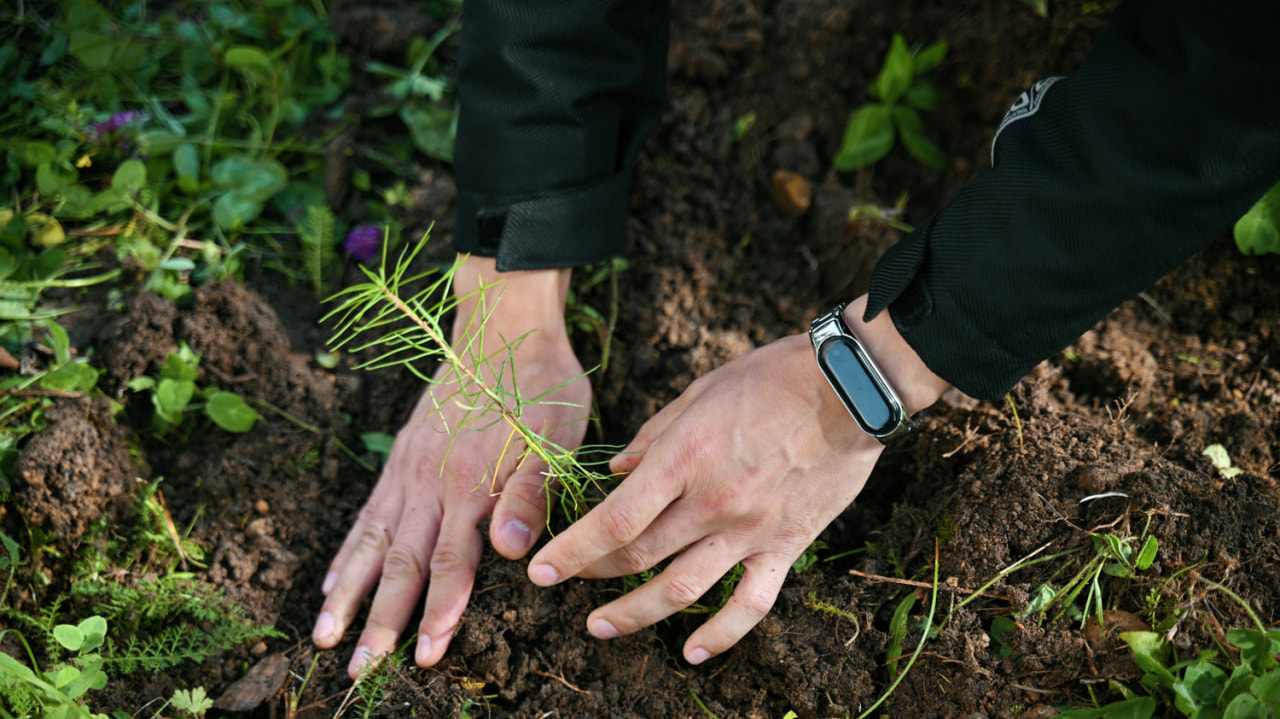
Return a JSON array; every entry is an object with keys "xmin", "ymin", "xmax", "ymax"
[
  {"xmin": 449, "ymin": 254, "xmax": 573, "ymax": 348},
  {"xmin": 838, "ymin": 295, "xmax": 949, "ymax": 417}
]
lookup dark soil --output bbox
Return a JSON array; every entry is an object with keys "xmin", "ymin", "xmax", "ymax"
[{"xmin": 8, "ymin": 1, "xmax": 1280, "ymax": 718}]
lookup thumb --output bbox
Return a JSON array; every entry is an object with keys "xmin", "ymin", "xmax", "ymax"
[{"xmin": 489, "ymin": 463, "xmax": 553, "ymax": 558}]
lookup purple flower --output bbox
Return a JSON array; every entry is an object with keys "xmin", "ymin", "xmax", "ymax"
[
  {"xmin": 344, "ymin": 225, "xmax": 383, "ymax": 263},
  {"xmin": 87, "ymin": 110, "xmax": 149, "ymax": 140}
]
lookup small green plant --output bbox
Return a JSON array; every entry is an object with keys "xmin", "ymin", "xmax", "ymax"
[
  {"xmin": 125, "ymin": 341, "xmax": 260, "ymax": 435},
  {"xmin": 565, "ymin": 257, "xmax": 627, "ymax": 372},
  {"xmin": 0, "ymin": 319, "xmax": 102, "ymax": 498},
  {"xmin": 364, "ymin": 19, "xmax": 461, "ymax": 164},
  {"xmin": 885, "ymin": 592, "xmax": 918, "ymax": 680},
  {"xmin": 1021, "ymin": 529, "xmax": 1158, "ymax": 628},
  {"xmin": 0, "ymin": 615, "xmax": 111, "ymax": 719},
  {"xmin": 333, "ymin": 645, "xmax": 407, "ymax": 719},
  {"xmin": 166, "ymin": 687, "xmax": 214, "ymax": 719},
  {"xmin": 64, "ymin": 574, "xmax": 284, "ymax": 675},
  {"xmin": 1235, "ymin": 182, "xmax": 1280, "ymax": 257},
  {"xmin": 790, "ymin": 539, "xmax": 828, "ymax": 574},
  {"xmin": 1059, "ymin": 628, "xmax": 1280, "ymax": 718},
  {"xmin": 804, "ymin": 591, "xmax": 857, "ymax": 624},
  {"xmin": 833, "ymin": 33, "xmax": 950, "ymax": 172}
]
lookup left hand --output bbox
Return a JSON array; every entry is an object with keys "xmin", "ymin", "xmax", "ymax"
[{"xmin": 525, "ymin": 295, "xmax": 949, "ymax": 664}]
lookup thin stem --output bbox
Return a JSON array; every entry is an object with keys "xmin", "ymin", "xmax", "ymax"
[
  {"xmin": 248, "ymin": 397, "xmax": 376, "ymax": 473},
  {"xmin": 1196, "ymin": 574, "xmax": 1267, "ymax": 632},
  {"xmin": 858, "ymin": 540, "xmax": 941, "ymax": 719}
]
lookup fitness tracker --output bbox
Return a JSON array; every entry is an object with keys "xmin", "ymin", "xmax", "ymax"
[{"xmin": 809, "ymin": 304, "xmax": 914, "ymax": 442}]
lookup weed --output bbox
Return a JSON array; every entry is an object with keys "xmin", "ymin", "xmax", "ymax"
[
  {"xmin": 0, "ymin": 530, "xmax": 22, "ymax": 608},
  {"xmin": 1, "ymin": 616, "xmax": 224, "ymax": 719},
  {"xmin": 364, "ymin": 18, "xmax": 461, "ymax": 164},
  {"xmin": 334, "ymin": 644, "xmax": 407, "ymax": 719},
  {"xmin": 1, "ymin": 0, "xmax": 354, "ymax": 315},
  {"xmin": 1022, "ymin": 529, "xmax": 1159, "ymax": 628},
  {"xmin": 565, "ymin": 257, "xmax": 627, "ymax": 372},
  {"xmin": 857, "ymin": 542, "xmax": 941, "ymax": 719},
  {"xmin": 0, "ymin": 615, "xmax": 111, "ymax": 719},
  {"xmin": 0, "ymin": 319, "xmax": 103, "ymax": 498},
  {"xmin": 68, "ymin": 575, "xmax": 285, "ymax": 675},
  {"xmin": 804, "ymin": 592, "xmax": 858, "ymax": 625},
  {"xmin": 1058, "ymin": 626, "xmax": 1280, "ymax": 718},
  {"xmin": 791, "ymin": 540, "xmax": 828, "ymax": 574},
  {"xmin": 166, "ymin": 687, "xmax": 214, "ymax": 719},
  {"xmin": 125, "ymin": 341, "xmax": 260, "ymax": 436},
  {"xmin": 1005, "ymin": 393, "xmax": 1025, "ymax": 448},
  {"xmin": 846, "ymin": 191, "xmax": 915, "ymax": 234},
  {"xmin": 833, "ymin": 33, "xmax": 950, "ymax": 172},
  {"xmin": 689, "ymin": 688, "xmax": 720, "ymax": 719},
  {"xmin": 885, "ymin": 592, "xmax": 918, "ymax": 680}
]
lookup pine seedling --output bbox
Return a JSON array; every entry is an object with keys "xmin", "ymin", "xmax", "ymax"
[{"xmin": 323, "ymin": 230, "xmax": 616, "ymax": 527}]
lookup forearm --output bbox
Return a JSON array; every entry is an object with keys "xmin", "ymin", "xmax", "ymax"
[{"xmin": 866, "ymin": 0, "xmax": 1280, "ymax": 400}]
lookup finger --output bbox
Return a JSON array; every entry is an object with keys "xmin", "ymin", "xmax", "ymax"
[
  {"xmin": 527, "ymin": 455, "xmax": 685, "ymax": 586},
  {"xmin": 313, "ymin": 502, "xmax": 402, "ymax": 651},
  {"xmin": 344, "ymin": 503, "xmax": 442, "ymax": 678},
  {"xmin": 321, "ymin": 481, "xmax": 395, "ymax": 596},
  {"xmin": 680, "ymin": 552, "xmax": 791, "ymax": 664},
  {"xmin": 576, "ymin": 502, "xmax": 700, "ymax": 579},
  {"xmin": 584, "ymin": 538, "xmax": 743, "ymax": 642},
  {"xmin": 320, "ymin": 420, "xmax": 426, "ymax": 598},
  {"xmin": 414, "ymin": 503, "xmax": 489, "ymax": 667},
  {"xmin": 489, "ymin": 464, "xmax": 552, "ymax": 559}
]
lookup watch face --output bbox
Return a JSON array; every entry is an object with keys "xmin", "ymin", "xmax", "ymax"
[{"xmin": 818, "ymin": 337, "xmax": 894, "ymax": 434}]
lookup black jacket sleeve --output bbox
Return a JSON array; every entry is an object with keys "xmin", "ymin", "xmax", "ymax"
[
  {"xmin": 865, "ymin": 0, "xmax": 1280, "ymax": 400},
  {"xmin": 452, "ymin": 0, "xmax": 670, "ymax": 271}
]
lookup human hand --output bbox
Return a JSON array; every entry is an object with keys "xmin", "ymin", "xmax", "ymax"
[
  {"xmin": 312, "ymin": 256, "xmax": 590, "ymax": 677},
  {"xmin": 525, "ymin": 296, "xmax": 949, "ymax": 664}
]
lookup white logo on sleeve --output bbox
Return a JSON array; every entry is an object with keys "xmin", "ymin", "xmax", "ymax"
[{"xmin": 991, "ymin": 76, "xmax": 1065, "ymax": 167}]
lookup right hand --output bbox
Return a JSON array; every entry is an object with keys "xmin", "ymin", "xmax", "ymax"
[{"xmin": 312, "ymin": 255, "xmax": 590, "ymax": 677}]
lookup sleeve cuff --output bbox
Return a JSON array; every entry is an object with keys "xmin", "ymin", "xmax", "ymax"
[{"xmin": 453, "ymin": 167, "xmax": 632, "ymax": 272}]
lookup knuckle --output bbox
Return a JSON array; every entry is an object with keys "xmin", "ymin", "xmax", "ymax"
[
  {"xmin": 429, "ymin": 542, "xmax": 476, "ymax": 577},
  {"xmin": 354, "ymin": 513, "xmax": 393, "ymax": 553},
  {"xmin": 381, "ymin": 545, "xmax": 428, "ymax": 585},
  {"xmin": 737, "ymin": 584, "xmax": 778, "ymax": 620},
  {"xmin": 615, "ymin": 542, "xmax": 652, "ymax": 574},
  {"xmin": 602, "ymin": 505, "xmax": 643, "ymax": 546},
  {"xmin": 503, "ymin": 474, "xmax": 553, "ymax": 516},
  {"xmin": 444, "ymin": 456, "xmax": 491, "ymax": 489},
  {"xmin": 662, "ymin": 574, "xmax": 706, "ymax": 608}
]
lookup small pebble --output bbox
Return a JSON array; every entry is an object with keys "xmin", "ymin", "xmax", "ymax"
[
  {"xmin": 771, "ymin": 170, "xmax": 811, "ymax": 216},
  {"xmin": 255, "ymin": 499, "xmax": 270, "ymax": 514}
]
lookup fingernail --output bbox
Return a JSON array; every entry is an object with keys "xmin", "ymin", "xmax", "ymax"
[
  {"xmin": 589, "ymin": 618, "xmax": 619, "ymax": 640},
  {"xmin": 500, "ymin": 519, "xmax": 533, "ymax": 553},
  {"xmin": 415, "ymin": 634, "xmax": 433, "ymax": 666},
  {"xmin": 313, "ymin": 612, "xmax": 336, "ymax": 642},
  {"xmin": 687, "ymin": 647, "xmax": 712, "ymax": 665},
  {"xmin": 529, "ymin": 563, "xmax": 559, "ymax": 586},
  {"xmin": 322, "ymin": 572, "xmax": 338, "ymax": 594},
  {"xmin": 348, "ymin": 646, "xmax": 372, "ymax": 677}
]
